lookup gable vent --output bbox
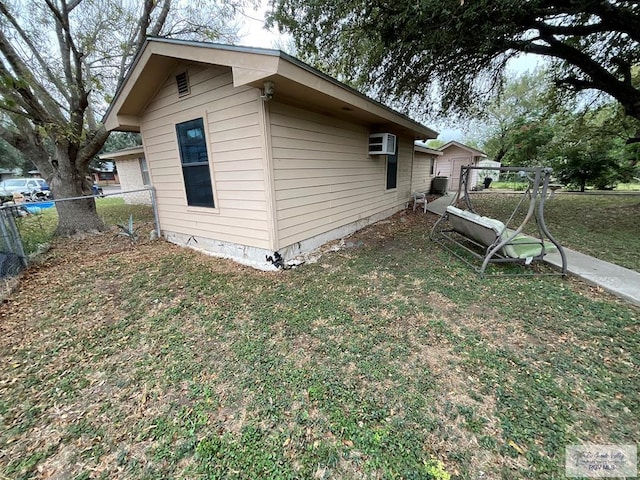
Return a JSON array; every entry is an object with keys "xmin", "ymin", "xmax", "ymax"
[{"xmin": 176, "ymin": 71, "xmax": 190, "ymax": 97}]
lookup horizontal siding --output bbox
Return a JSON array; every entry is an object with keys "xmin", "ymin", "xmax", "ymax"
[
  {"xmin": 270, "ymin": 102, "xmax": 412, "ymax": 248},
  {"xmin": 141, "ymin": 62, "xmax": 270, "ymax": 250},
  {"xmin": 411, "ymin": 152, "xmax": 435, "ymax": 193}
]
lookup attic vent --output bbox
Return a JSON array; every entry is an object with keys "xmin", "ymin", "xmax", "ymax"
[{"xmin": 176, "ymin": 71, "xmax": 190, "ymax": 97}]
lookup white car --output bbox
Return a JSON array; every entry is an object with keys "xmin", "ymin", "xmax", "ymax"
[{"xmin": 0, "ymin": 178, "xmax": 50, "ymax": 199}]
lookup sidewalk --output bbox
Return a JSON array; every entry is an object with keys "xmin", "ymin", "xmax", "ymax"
[
  {"xmin": 545, "ymin": 249, "xmax": 640, "ymax": 307},
  {"xmin": 425, "ymin": 196, "xmax": 640, "ymax": 307}
]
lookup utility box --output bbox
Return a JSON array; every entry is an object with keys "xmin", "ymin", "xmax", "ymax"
[{"xmin": 431, "ymin": 176, "xmax": 449, "ymax": 195}]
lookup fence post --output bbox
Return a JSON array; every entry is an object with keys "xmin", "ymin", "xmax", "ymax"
[
  {"xmin": 0, "ymin": 208, "xmax": 28, "ymax": 268},
  {"xmin": 7, "ymin": 211, "xmax": 28, "ymax": 267},
  {"xmin": 149, "ymin": 186, "xmax": 161, "ymax": 239}
]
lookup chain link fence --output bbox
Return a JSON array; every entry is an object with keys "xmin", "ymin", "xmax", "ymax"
[{"xmin": 0, "ymin": 187, "xmax": 159, "ymax": 279}]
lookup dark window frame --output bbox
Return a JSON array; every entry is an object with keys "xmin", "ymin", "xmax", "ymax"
[
  {"xmin": 176, "ymin": 118, "xmax": 215, "ymax": 208},
  {"xmin": 386, "ymin": 140, "xmax": 398, "ymax": 190}
]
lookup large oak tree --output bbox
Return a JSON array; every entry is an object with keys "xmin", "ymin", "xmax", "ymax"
[
  {"xmin": 268, "ymin": 0, "xmax": 640, "ymax": 123},
  {"xmin": 0, "ymin": 0, "xmax": 242, "ymax": 235}
]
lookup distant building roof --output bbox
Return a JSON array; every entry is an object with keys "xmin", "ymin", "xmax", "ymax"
[
  {"xmin": 99, "ymin": 145, "xmax": 144, "ymax": 161},
  {"xmin": 414, "ymin": 143, "xmax": 444, "ymax": 156},
  {"xmin": 439, "ymin": 141, "xmax": 487, "ymax": 157}
]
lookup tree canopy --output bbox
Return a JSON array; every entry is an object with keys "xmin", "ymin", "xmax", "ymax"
[
  {"xmin": 268, "ymin": 0, "xmax": 640, "ymax": 123},
  {"xmin": 474, "ymin": 69, "xmax": 639, "ymax": 190},
  {"xmin": 0, "ymin": 0, "xmax": 243, "ymax": 234}
]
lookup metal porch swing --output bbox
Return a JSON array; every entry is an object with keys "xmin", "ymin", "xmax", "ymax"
[{"xmin": 430, "ymin": 165, "xmax": 567, "ymax": 276}]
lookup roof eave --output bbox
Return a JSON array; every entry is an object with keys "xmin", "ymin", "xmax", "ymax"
[{"xmin": 103, "ymin": 38, "xmax": 438, "ymax": 139}]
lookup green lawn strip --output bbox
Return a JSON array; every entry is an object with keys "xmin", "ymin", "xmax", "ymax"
[
  {"xmin": 472, "ymin": 194, "xmax": 640, "ymax": 271},
  {"xmin": 13, "ymin": 198, "xmax": 154, "ymax": 256}
]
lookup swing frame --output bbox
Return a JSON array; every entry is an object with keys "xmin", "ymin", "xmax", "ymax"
[{"xmin": 430, "ymin": 165, "xmax": 567, "ymax": 276}]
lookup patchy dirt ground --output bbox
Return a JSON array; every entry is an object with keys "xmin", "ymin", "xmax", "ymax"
[{"xmin": 1, "ymin": 208, "xmax": 638, "ymax": 480}]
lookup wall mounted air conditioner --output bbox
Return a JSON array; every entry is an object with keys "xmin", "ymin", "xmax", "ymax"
[{"xmin": 368, "ymin": 133, "xmax": 396, "ymax": 155}]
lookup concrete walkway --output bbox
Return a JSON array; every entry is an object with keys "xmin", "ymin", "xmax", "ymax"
[
  {"xmin": 424, "ymin": 195, "xmax": 640, "ymax": 307},
  {"xmin": 544, "ymin": 250, "xmax": 640, "ymax": 307}
]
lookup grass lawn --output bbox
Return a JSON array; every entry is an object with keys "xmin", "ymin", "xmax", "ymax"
[
  {"xmin": 471, "ymin": 193, "xmax": 640, "ymax": 272},
  {"xmin": 14, "ymin": 197, "xmax": 155, "ymax": 256},
  {"xmin": 1, "ymin": 207, "xmax": 638, "ymax": 479}
]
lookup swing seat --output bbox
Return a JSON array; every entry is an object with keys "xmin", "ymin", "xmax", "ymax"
[{"xmin": 446, "ymin": 206, "xmax": 558, "ymax": 259}]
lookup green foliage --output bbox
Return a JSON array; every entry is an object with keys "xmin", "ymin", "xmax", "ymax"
[
  {"xmin": 269, "ymin": 0, "xmax": 640, "ymax": 120},
  {"xmin": 0, "ymin": 1, "xmax": 241, "ymax": 233},
  {"xmin": 0, "ymin": 137, "xmax": 26, "ymax": 171},
  {"xmin": 15, "ymin": 207, "xmax": 58, "ymax": 256},
  {"xmin": 544, "ymin": 104, "xmax": 640, "ymax": 191},
  {"xmin": 476, "ymin": 68, "xmax": 640, "ymax": 190},
  {"xmin": 92, "ymin": 132, "xmax": 142, "ymax": 169},
  {"xmin": 116, "ymin": 214, "xmax": 138, "ymax": 244},
  {"xmin": 423, "ymin": 459, "xmax": 451, "ymax": 480}
]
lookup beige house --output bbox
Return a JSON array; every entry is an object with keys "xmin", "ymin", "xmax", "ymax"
[
  {"xmin": 435, "ymin": 141, "xmax": 487, "ymax": 192},
  {"xmin": 99, "ymin": 146, "xmax": 151, "ymax": 203},
  {"xmin": 104, "ymin": 38, "xmax": 437, "ymax": 269},
  {"xmin": 412, "ymin": 144, "xmax": 443, "ymax": 194}
]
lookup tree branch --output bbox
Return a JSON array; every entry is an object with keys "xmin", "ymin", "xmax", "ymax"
[
  {"xmin": 532, "ymin": 20, "xmax": 609, "ymax": 37},
  {"xmin": 0, "ymin": 34, "xmax": 60, "ymax": 125},
  {"xmin": 0, "ymin": 1, "xmax": 71, "ymax": 103},
  {"xmin": 44, "ymin": 0, "xmax": 75, "ymax": 94},
  {"xmin": 76, "ymin": 125, "xmax": 109, "ymax": 168},
  {"xmin": 555, "ymin": 76, "xmax": 598, "ymax": 92},
  {"xmin": 134, "ymin": 0, "xmax": 155, "ymax": 52},
  {"xmin": 149, "ymin": 0, "xmax": 171, "ymax": 37}
]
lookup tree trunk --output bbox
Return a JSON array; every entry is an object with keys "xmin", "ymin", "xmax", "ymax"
[{"xmin": 48, "ymin": 153, "xmax": 105, "ymax": 236}]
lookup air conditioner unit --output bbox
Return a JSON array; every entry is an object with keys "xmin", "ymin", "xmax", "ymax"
[{"xmin": 368, "ymin": 133, "xmax": 396, "ymax": 155}]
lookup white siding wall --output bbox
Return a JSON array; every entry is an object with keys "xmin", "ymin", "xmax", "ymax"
[
  {"xmin": 116, "ymin": 158, "xmax": 151, "ymax": 205},
  {"xmin": 411, "ymin": 151, "xmax": 435, "ymax": 193},
  {"xmin": 117, "ymin": 158, "xmax": 145, "ymax": 192},
  {"xmin": 140, "ymin": 63, "xmax": 271, "ymax": 249},
  {"xmin": 269, "ymin": 102, "xmax": 413, "ymax": 249}
]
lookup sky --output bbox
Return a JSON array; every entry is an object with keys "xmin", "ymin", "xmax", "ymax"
[
  {"xmin": 235, "ymin": 4, "xmax": 285, "ymax": 50},
  {"xmin": 233, "ymin": 5, "xmax": 544, "ymax": 144}
]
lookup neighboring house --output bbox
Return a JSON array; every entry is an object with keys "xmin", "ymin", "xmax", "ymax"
[
  {"xmin": 435, "ymin": 141, "xmax": 487, "ymax": 191},
  {"xmin": 412, "ymin": 144, "xmax": 443, "ymax": 194},
  {"xmin": 99, "ymin": 146, "xmax": 151, "ymax": 204},
  {"xmin": 90, "ymin": 161, "xmax": 120, "ymax": 185},
  {"xmin": 103, "ymin": 38, "xmax": 438, "ymax": 269},
  {"xmin": 477, "ymin": 159, "xmax": 502, "ymax": 184},
  {"xmin": 0, "ymin": 168, "xmax": 21, "ymax": 181}
]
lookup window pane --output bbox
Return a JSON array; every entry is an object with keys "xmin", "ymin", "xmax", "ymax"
[
  {"xmin": 386, "ymin": 139, "xmax": 398, "ymax": 190},
  {"xmin": 139, "ymin": 158, "xmax": 150, "ymax": 186},
  {"xmin": 176, "ymin": 119, "xmax": 209, "ymax": 165},
  {"xmin": 182, "ymin": 165, "xmax": 214, "ymax": 207},
  {"xmin": 176, "ymin": 118, "xmax": 215, "ymax": 208}
]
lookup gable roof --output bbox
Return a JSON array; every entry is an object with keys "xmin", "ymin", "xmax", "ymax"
[
  {"xmin": 439, "ymin": 141, "xmax": 487, "ymax": 157},
  {"xmin": 414, "ymin": 143, "xmax": 443, "ymax": 156},
  {"xmin": 99, "ymin": 145, "xmax": 144, "ymax": 162},
  {"xmin": 104, "ymin": 38, "xmax": 438, "ymax": 140}
]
